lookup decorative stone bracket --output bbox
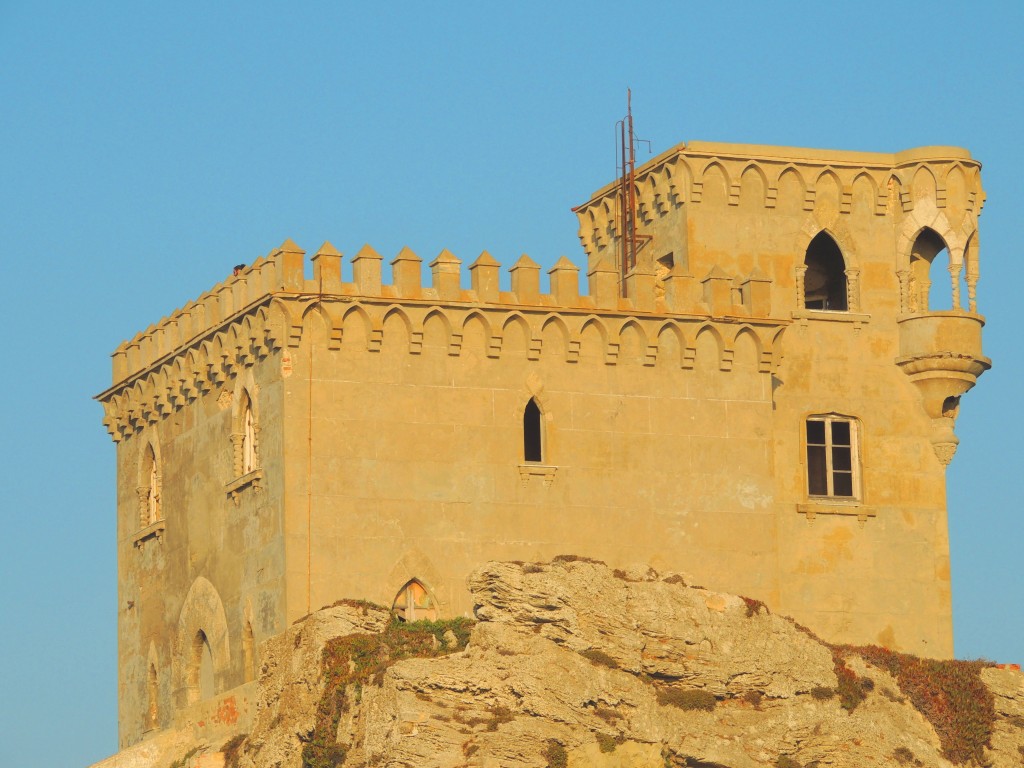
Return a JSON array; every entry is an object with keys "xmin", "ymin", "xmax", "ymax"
[
  {"xmin": 895, "ymin": 312, "xmax": 990, "ymax": 465},
  {"xmin": 225, "ymin": 468, "xmax": 264, "ymax": 505},
  {"xmin": 518, "ymin": 464, "xmax": 557, "ymax": 488}
]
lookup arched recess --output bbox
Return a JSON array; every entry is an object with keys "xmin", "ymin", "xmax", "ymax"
[
  {"xmin": 241, "ymin": 600, "xmax": 257, "ymax": 684},
  {"xmin": 803, "ymin": 231, "xmax": 848, "ymax": 311},
  {"xmin": 174, "ymin": 576, "xmax": 231, "ymax": 707},
  {"xmin": 138, "ymin": 432, "xmax": 162, "ymax": 527},
  {"xmin": 145, "ymin": 641, "xmax": 160, "ymax": 731},
  {"xmin": 738, "ymin": 163, "xmax": 768, "ymax": 208}
]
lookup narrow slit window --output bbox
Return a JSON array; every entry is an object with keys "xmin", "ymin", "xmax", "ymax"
[
  {"xmin": 523, "ymin": 398, "xmax": 542, "ymax": 462},
  {"xmin": 806, "ymin": 416, "xmax": 859, "ymax": 499}
]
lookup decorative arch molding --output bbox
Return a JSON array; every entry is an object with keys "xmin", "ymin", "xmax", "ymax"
[{"xmin": 173, "ymin": 576, "xmax": 231, "ymax": 707}]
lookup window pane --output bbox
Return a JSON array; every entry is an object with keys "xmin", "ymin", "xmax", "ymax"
[
  {"xmin": 833, "ymin": 471, "xmax": 854, "ymax": 497},
  {"xmin": 831, "ymin": 420, "xmax": 851, "ymax": 446},
  {"xmin": 832, "ymin": 446, "xmax": 852, "ymax": 471},
  {"xmin": 807, "ymin": 446, "xmax": 827, "ymax": 495},
  {"xmin": 806, "ymin": 420, "xmax": 826, "ymax": 445}
]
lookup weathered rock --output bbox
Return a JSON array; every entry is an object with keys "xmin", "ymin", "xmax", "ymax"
[{"xmin": 90, "ymin": 561, "xmax": 1024, "ymax": 767}]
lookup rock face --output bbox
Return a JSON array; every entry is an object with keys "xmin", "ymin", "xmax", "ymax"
[{"xmin": 97, "ymin": 560, "xmax": 1024, "ymax": 768}]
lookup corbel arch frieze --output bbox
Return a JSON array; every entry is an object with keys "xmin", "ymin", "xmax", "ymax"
[
  {"xmin": 576, "ymin": 314, "xmax": 616, "ymax": 364},
  {"xmin": 669, "ymin": 158, "xmax": 692, "ymax": 205},
  {"xmin": 693, "ymin": 158, "xmax": 733, "ymax": 205},
  {"xmin": 729, "ymin": 324, "xmax": 774, "ymax": 373},
  {"xmin": 268, "ymin": 297, "xmax": 303, "ymax": 349},
  {"xmin": 301, "ymin": 301, "xmax": 342, "ymax": 350},
  {"xmin": 773, "ymin": 164, "xmax": 807, "ymax": 210},
  {"xmin": 539, "ymin": 313, "xmax": 575, "ymax": 362},
  {"xmin": 501, "ymin": 311, "xmax": 540, "ymax": 360},
  {"xmin": 339, "ymin": 302, "xmax": 383, "ymax": 352},
  {"xmin": 381, "ymin": 304, "xmax": 420, "ymax": 354},
  {"xmin": 172, "ymin": 576, "xmax": 231, "ymax": 707},
  {"xmin": 812, "ymin": 167, "xmax": 852, "ymax": 213},
  {"xmin": 461, "ymin": 309, "xmax": 498, "ymax": 358},
  {"xmin": 420, "ymin": 307, "xmax": 459, "ymax": 356},
  {"xmin": 693, "ymin": 322, "xmax": 731, "ymax": 371},
  {"xmin": 654, "ymin": 320, "xmax": 695, "ymax": 369},
  {"xmin": 738, "ymin": 162, "xmax": 772, "ymax": 208},
  {"xmin": 616, "ymin": 318, "xmax": 656, "ymax": 366}
]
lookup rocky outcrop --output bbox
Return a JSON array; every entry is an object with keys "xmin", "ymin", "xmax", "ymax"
[{"xmin": 97, "ymin": 560, "xmax": 1024, "ymax": 767}]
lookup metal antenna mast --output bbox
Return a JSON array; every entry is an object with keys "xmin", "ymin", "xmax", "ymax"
[{"xmin": 615, "ymin": 89, "xmax": 651, "ymax": 296}]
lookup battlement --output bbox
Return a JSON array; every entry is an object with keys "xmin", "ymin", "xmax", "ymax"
[{"xmin": 101, "ymin": 240, "xmax": 785, "ymax": 393}]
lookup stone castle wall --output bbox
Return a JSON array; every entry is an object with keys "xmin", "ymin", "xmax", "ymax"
[{"xmin": 97, "ymin": 141, "xmax": 988, "ymax": 748}]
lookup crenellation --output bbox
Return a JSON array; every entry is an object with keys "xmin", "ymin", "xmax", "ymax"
[
  {"xmin": 510, "ymin": 254, "xmax": 541, "ymax": 304},
  {"xmin": 391, "ymin": 246, "xmax": 422, "ymax": 297}
]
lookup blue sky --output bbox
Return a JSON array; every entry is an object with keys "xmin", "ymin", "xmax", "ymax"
[{"xmin": 1, "ymin": 2, "xmax": 1021, "ymax": 766}]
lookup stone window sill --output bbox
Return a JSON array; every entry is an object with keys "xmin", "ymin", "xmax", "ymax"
[
  {"xmin": 797, "ymin": 500, "xmax": 875, "ymax": 523},
  {"xmin": 225, "ymin": 468, "xmax": 264, "ymax": 505},
  {"xmin": 132, "ymin": 519, "xmax": 166, "ymax": 548},
  {"xmin": 518, "ymin": 463, "xmax": 557, "ymax": 487},
  {"xmin": 792, "ymin": 310, "xmax": 871, "ymax": 326}
]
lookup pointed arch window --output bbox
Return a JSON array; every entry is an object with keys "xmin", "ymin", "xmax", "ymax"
[
  {"xmin": 908, "ymin": 227, "xmax": 962, "ymax": 312},
  {"xmin": 140, "ymin": 443, "xmax": 161, "ymax": 527},
  {"xmin": 803, "ymin": 232, "xmax": 848, "ymax": 311},
  {"xmin": 234, "ymin": 389, "xmax": 258, "ymax": 477},
  {"xmin": 226, "ymin": 388, "xmax": 264, "ymax": 503},
  {"xmin": 392, "ymin": 579, "xmax": 437, "ymax": 622},
  {"xmin": 523, "ymin": 398, "xmax": 543, "ymax": 462}
]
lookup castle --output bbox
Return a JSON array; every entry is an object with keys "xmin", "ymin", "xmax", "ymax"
[{"xmin": 97, "ymin": 140, "xmax": 989, "ymax": 749}]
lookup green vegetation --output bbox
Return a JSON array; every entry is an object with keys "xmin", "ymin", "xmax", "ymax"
[
  {"xmin": 740, "ymin": 596, "xmax": 768, "ymax": 617},
  {"xmin": 169, "ymin": 747, "xmax": 202, "ymax": 768},
  {"xmin": 221, "ymin": 734, "xmax": 246, "ymax": 768},
  {"xmin": 846, "ymin": 644, "xmax": 995, "ymax": 765},
  {"xmin": 301, "ymin": 616, "xmax": 474, "ymax": 768},
  {"xmin": 655, "ymin": 687, "xmax": 717, "ymax": 712},
  {"xmin": 579, "ymin": 648, "xmax": 619, "ymax": 669},
  {"xmin": 595, "ymin": 732, "xmax": 621, "ymax": 753},
  {"xmin": 542, "ymin": 739, "xmax": 568, "ymax": 767}
]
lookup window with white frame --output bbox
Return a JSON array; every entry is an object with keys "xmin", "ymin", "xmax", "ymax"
[{"xmin": 805, "ymin": 416, "xmax": 859, "ymax": 499}]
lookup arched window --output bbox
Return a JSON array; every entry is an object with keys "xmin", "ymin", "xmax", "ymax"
[
  {"xmin": 139, "ymin": 443, "xmax": 161, "ymax": 527},
  {"xmin": 909, "ymin": 228, "xmax": 955, "ymax": 312},
  {"xmin": 803, "ymin": 232, "xmax": 848, "ymax": 311},
  {"xmin": 242, "ymin": 403, "xmax": 256, "ymax": 474},
  {"xmin": 234, "ymin": 389, "xmax": 258, "ymax": 477},
  {"xmin": 391, "ymin": 579, "xmax": 437, "ymax": 622},
  {"xmin": 188, "ymin": 630, "xmax": 215, "ymax": 703},
  {"xmin": 523, "ymin": 398, "xmax": 543, "ymax": 463}
]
